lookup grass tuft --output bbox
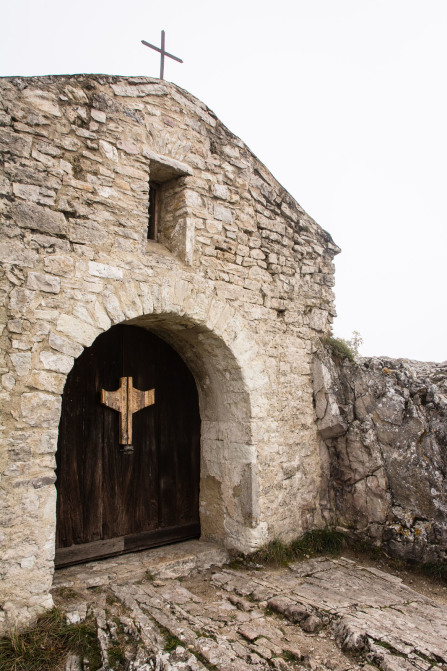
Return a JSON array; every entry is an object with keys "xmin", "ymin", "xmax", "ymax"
[
  {"xmin": 247, "ymin": 527, "xmax": 346, "ymax": 568},
  {"xmin": 291, "ymin": 528, "xmax": 346, "ymax": 556},
  {"xmin": 156, "ymin": 624, "xmax": 182, "ymax": 653},
  {"xmin": 419, "ymin": 561, "xmax": 447, "ymax": 582},
  {"xmin": 249, "ymin": 539, "xmax": 294, "ymax": 567},
  {"xmin": 322, "ymin": 336, "xmax": 356, "ymax": 362},
  {"xmin": 0, "ymin": 608, "xmax": 101, "ymax": 671},
  {"xmin": 164, "ymin": 632, "xmax": 182, "ymax": 652},
  {"xmin": 107, "ymin": 641, "xmax": 127, "ymax": 667}
]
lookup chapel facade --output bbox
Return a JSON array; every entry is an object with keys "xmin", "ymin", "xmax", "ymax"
[{"xmin": 0, "ymin": 75, "xmax": 339, "ymax": 631}]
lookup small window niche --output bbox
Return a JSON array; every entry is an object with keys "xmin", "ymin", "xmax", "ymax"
[
  {"xmin": 146, "ymin": 150, "xmax": 194, "ymax": 265},
  {"xmin": 147, "ymin": 182, "xmax": 160, "ymax": 241}
]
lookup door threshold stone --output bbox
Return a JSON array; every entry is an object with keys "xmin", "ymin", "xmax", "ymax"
[{"xmin": 52, "ymin": 539, "xmax": 228, "ymax": 590}]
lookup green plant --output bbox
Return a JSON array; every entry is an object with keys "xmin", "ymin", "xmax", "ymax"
[
  {"xmin": 0, "ymin": 608, "xmax": 101, "ymax": 671},
  {"xmin": 156, "ymin": 624, "xmax": 182, "ymax": 653},
  {"xmin": 247, "ymin": 527, "xmax": 346, "ymax": 568},
  {"xmin": 323, "ymin": 331, "xmax": 363, "ymax": 362},
  {"xmin": 346, "ymin": 330, "xmax": 363, "ymax": 355},
  {"xmin": 291, "ymin": 528, "xmax": 345, "ymax": 556},
  {"xmin": 323, "ymin": 336, "xmax": 356, "ymax": 362},
  {"xmin": 419, "ymin": 561, "xmax": 447, "ymax": 582},
  {"xmin": 107, "ymin": 642, "xmax": 127, "ymax": 668},
  {"xmin": 164, "ymin": 632, "xmax": 182, "ymax": 652},
  {"xmin": 249, "ymin": 539, "xmax": 295, "ymax": 567}
]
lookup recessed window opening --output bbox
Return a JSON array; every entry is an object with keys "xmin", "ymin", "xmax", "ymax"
[
  {"xmin": 148, "ymin": 181, "xmax": 160, "ymax": 240},
  {"xmin": 146, "ymin": 153, "xmax": 192, "ymax": 251}
]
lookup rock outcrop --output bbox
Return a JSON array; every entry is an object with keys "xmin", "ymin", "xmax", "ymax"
[{"xmin": 314, "ymin": 350, "xmax": 447, "ymax": 563}]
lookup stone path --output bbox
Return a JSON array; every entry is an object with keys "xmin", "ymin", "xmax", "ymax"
[{"xmin": 53, "ymin": 542, "xmax": 447, "ymax": 671}]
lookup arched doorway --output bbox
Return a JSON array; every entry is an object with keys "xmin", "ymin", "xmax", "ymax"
[{"xmin": 55, "ymin": 324, "xmax": 200, "ymax": 567}]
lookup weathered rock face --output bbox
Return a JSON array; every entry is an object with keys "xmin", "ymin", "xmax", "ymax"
[
  {"xmin": 315, "ymin": 351, "xmax": 447, "ymax": 563},
  {"xmin": 0, "ymin": 74, "xmax": 338, "ymax": 632}
]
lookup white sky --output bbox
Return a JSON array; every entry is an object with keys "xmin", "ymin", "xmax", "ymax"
[{"xmin": 1, "ymin": 0, "xmax": 446, "ymax": 362}]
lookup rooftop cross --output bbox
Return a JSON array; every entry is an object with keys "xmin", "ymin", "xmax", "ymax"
[{"xmin": 141, "ymin": 30, "xmax": 183, "ymax": 80}]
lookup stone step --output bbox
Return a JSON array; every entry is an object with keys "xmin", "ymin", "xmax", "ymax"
[{"xmin": 53, "ymin": 539, "xmax": 228, "ymax": 590}]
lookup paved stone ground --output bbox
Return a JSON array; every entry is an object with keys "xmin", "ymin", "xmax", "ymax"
[{"xmin": 53, "ymin": 542, "xmax": 447, "ymax": 671}]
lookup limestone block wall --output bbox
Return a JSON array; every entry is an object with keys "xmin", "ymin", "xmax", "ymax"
[
  {"xmin": 0, "ymin": 74, "xmax": 338, "ymax": 631},
  {"xmin": 314, "ymin": 351, "xmax": 447, "ymax": 563}
]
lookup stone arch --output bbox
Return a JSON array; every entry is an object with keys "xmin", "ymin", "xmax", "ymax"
[{"xmin": 53, "ymin": 277, "xmax": 271, "ymax": 553}]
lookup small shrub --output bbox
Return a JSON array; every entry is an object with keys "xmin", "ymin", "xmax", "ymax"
[
  {"xmin": 346, "ymin": 330, "xmax": 363, "ymax": 356},
  {"xmin": 323, "ymin": 331, "xmax": 363, "ymax": 362},
  {"xmin": 323, "ymin": 336, "xmax": 356, "ymax": 362}
]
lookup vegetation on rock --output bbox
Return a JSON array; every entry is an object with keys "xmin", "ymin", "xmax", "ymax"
[{"xmin": 0, "ymin": 608, "xmax": 101, "ymax": 671}]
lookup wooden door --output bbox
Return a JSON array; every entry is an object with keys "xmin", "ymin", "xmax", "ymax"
[{"xmin": 55, "ymin": 324, "xmax": 200, "ymax": 567}]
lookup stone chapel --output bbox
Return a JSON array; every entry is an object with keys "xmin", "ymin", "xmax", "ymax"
[{"xmin": 0, "ymin": 74, "xmax": 341, "ymax": 631}]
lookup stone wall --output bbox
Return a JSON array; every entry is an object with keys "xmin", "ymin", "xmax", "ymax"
[
  {"xmin": 0, "ymin": 74, "xmax": 338, "ymax": 631},
  {"xmin": 314, "ymin": 350, "xmax": 447, "ymax": 563}
]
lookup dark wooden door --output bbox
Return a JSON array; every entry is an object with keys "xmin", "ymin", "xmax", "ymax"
[{"xmin": 55, "ymin": 325, "xmax": 200, "ymax": 567}]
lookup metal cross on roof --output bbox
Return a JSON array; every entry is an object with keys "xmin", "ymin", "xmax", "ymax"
[{"xmin": 141, "ymin": 30, "xmax": 183, "ymax": 80}]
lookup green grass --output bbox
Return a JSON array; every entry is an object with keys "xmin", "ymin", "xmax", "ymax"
[
  {"xmin": 107, "ymin": 642, "xmax": 127, "ymax": 668},
  {"xmin": 419, "ymin": 561, "xmax": 447, "ymax": 583},
  {"xmin": 234, "ymin": 528, "xmax": 447, "ymax": 586},
  {"xmin": 291, "ymin": 528, "xmax": 346, "ymax": 556},
  {"xmin": 247, "ymin": 527, "xmax": 346, "ymax": 568},
  {"xmin": 156, "ymin": 624, "xmax": 182, "ymax": 653},
  {"xmin": 164, "ymin": 632, "xmax": 182, "ymax": 652},
  {"xmin": 282, "ymin": 649, "xmax": 301, "ymax": 662},
  {"xmin": 249, "ymin": 539, "xmax": 295, "ymax": 567},
  {"xmin": 322, "ymin": 336, "xmax": 356, "ymax": 362},
  {"xmin": 190, "ymin": 650, "xmax": 218, "ymax": 670},
  {"xmin": 0, "ymin": 608, "xmax": 101, "ymax": 671}
]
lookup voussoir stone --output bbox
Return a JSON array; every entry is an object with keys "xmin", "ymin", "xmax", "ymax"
[
  {"xmin": 56, "ymin": 314, "xmax": 100, "ymax": 347},
  {"xmin": 40, "ymin": 351, "xmax": 74, "ymax": 374}
]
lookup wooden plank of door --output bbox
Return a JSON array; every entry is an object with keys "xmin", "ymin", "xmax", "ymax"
[
  {"xmin": 54, "ymin": 522, "xmax": 200, "ymax": 568},
  {"xmin": 124, "ymin": 522, "xmax": 201, "ymax": 552},
  {"xmin": 55, "ymin": 536, "xmax": 125, "ymax": 568}
]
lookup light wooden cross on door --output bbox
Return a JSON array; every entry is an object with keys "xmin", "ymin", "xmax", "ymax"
[{"xmin": 101, "ymin": 377, "xmax": 155, "ymax": 452}]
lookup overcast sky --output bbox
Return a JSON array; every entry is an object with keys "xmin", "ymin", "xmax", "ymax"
[{"xmin": 1, "ymin": 0, "xmax": 446, "ymax": 362}]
